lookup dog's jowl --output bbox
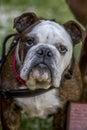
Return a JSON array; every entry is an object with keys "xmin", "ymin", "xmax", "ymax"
[{"xmin": 0, "ymin": 12, "xmax": 83, "ymax": 130}]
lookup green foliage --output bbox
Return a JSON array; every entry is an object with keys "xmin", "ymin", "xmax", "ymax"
[{"xmin": 21, "ymin": 115, "xmax": 53, "ymax": 130}]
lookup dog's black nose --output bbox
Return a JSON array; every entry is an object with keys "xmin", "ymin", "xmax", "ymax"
[{"xmin": 37, "ymin": 47, "xmax": 53, "ymax": 57}]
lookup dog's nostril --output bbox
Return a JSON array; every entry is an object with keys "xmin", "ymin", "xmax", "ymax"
[
  {"xmin": 37, "ymin": 48, "xmax": 53, "ymax": 57},
  {"xmin": 47, "ymin": 50, "xmax": 53, "ymax": 57},
  {"xmin": 37, "ymin": 49, "xmax": 43, "ymax": 55}
]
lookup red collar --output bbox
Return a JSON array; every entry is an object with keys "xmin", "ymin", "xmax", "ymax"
[{"xmin": 13, "ymin": 55, "xmax": 26, "ymax": 86}]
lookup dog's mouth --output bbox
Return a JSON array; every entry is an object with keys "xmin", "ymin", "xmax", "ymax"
[{"xmin": 26, "ymin": 63, "xmax": 52, "ymax": 90}]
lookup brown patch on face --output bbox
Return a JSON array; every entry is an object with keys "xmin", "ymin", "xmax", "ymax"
[
  {"xmin": 18, "ymin": 35, "xmax": 37, "ymax": 64},
  {"xmin": 18, "ymin": 40, "xmax": 28, "ymax": 64}
]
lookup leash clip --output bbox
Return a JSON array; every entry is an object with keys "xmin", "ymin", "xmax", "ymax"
[
  {"xmin": 0, "ymin": 88, "xmax": 6, "ymax": 98},
  {"xmin": 0, "ymin": 88, "xmax": 12, "ymax": 99}
]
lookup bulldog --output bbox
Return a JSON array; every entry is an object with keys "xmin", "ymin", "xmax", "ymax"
[{"xmin": 0, "ymin": 12, "xmax": 83, "ymax": 130}]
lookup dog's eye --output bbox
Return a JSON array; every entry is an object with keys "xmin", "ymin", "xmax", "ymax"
[
  {"xmin": 58, "ymin": 45, "xmax": 67, "ymax": 55},
  {"xmin": 25, "ymin": 38, "xmax": 34, "ymax": 47}
]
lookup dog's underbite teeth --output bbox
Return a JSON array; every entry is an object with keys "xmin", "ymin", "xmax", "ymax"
[{"xmin": 26, "ymin": 63, "xmax": 51, "ymax": 89}]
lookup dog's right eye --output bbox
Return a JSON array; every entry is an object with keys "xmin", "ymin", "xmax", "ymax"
[
  {"xmin": 58, "ymin": 44, "xmax": 67, "ymax": 55},
  {"xmin": 25, "ymin": 38, "xmax": 34, "ymax": 47}
]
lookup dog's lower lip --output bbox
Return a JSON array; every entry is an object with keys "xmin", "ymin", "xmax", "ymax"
[
  {"xmin": 37, "ymin": 63, "xmax": 47, "ymax": 68},
  {"xmin": 30, "ymin": 62, "xmax": 51, "ymax": 72},
  {"xmin": 28, "ymin": 62, "xmax": 52, "ymax": 83}
]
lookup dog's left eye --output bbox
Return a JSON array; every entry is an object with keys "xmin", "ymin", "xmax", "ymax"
[
  {"xmin": 58, "ymin": 45, "xmax": 67, "ymax": 55},
  {"xmin": 25, "ymin": 38, "xmax": 34, "ymax": 47}
]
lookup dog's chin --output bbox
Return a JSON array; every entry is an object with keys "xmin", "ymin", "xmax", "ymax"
[{"xmin": 26, "ymin": 63, "xmax": 52, "ymax": 90}]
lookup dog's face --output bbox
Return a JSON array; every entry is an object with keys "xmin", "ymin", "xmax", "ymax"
[
  {"xmin": 14, "ymin": 12, "xmax": 82, "ymax": 90},
  {"xmin": 17, "ymin": 20, "xmax": 73, "ymax": 89}
]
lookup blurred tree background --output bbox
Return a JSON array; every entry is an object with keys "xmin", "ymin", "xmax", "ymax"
[{"xmin": 0, "ymin": 0, "xmax": 82, "ymax": 130}]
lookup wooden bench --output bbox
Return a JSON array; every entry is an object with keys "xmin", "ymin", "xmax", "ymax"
[{"xmin": 67, "ymin": 102, "xmax": 87, "ymax": 130}]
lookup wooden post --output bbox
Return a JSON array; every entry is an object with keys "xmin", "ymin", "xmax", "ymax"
[{"xmin": 67, "ymin": 102, "xmax": 87, "ymax": 130}]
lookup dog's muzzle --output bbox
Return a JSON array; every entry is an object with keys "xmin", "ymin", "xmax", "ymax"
[
  {"xmin": 28, "ymin": 63, "xmax": 51, "ymax": 85},
  {"xmin": 25, "ymin": 46, "xmax": 53, "ymax": 89}
]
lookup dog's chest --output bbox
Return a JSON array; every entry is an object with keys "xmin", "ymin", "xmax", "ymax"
[{"xmin": 15, "ymin": 89, "xmax": 61, "ymax": 118}]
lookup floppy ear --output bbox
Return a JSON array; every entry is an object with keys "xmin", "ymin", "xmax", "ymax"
[
  {"xmin": 63, "ymin": 21, "xmax": 85, "ymax": 45},
  {"xmin": 14, "ymin": 12, "xmax": 39, "ymax": 33}
]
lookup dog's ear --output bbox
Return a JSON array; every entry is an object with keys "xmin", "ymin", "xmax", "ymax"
[
  {"xmin": 14, "ymin": 12, "xmax": 39, "ymax": 33},
  {"xmin": 63, "ymin": 21, "xmax": 84, "ymax": 45}
]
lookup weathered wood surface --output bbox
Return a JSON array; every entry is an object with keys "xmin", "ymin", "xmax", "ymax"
[{"xmin": 67, "ymin": 102, "xmax": 87, "ymax": 130}]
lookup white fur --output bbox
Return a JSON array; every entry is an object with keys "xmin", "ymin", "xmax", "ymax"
[{"xmin": 16, "ymin": 88, "xmax": 61, "ymax": 118}]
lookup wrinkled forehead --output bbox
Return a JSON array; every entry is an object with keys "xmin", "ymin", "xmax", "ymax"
[{"xmin": 27, "ymin": 20, "xmax": 72, "ymax": 47}]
